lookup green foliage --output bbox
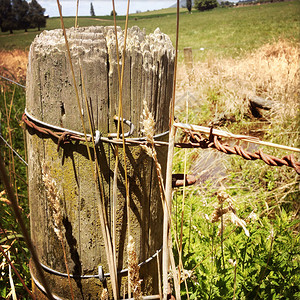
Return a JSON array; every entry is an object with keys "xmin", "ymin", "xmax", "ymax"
[
  {"xmin": 0, "ymin": 1, "xmax": 299, "ymax": 298},
  {"xmin": 0, "ymin": 0, "xmax": 16, "ymax": 33},
  {"xmin": 173, "ymin": 65, "xmax": 299, "ymax": 297},
  {"xmin": 0, "ymin": 0, "xmax": 45, "ymax": 33},
  {"xmin": 194, "ymin": 0, "xmax": 219, "ymax": 11},
  {"xmin": 28, "ymin": 0, "xmax": 46, "ymax": 31},
  {"xmin": 172, "ymin": 181, "xmax": 300, "ymax": 299},
  {"xmin": 12, "ymin": 0, "xmax": 30, "ymax": 32},
  {"xmin": 0, "ymin": 85, "xmax": 30, "ymax": 299}
]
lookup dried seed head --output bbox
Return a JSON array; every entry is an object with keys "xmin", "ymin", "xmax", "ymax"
[
  {"xmin": 141, "ymin": 100, "xmax": 155, "ymax": 143},
  {"xmin": 217, "ymin": 190, "xmax": 229, "ymax": 204},
  {"xmin": 211, "ymin": 206, "xmax": 230, "ymax": 223},
  {"xmin": 140, "ymin": 144, "xmax": 154, "ymax": 158}
]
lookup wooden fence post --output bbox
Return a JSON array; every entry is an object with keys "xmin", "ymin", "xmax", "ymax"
[
  {"xmin": 183, "ymin": 47, "xmax": 194, "ymax": 84},
  {"xmin": 26, "ymin": 26, "xmax": 174, "ymax": 299}
]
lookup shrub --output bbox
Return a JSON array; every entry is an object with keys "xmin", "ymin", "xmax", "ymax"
[{"xmin": 194, "ymin": 0, "xmax": 218, "ymax": 11}]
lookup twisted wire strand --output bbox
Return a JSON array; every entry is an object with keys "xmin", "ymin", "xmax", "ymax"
[
  {"xmin": 22, "ymin": 112, "xmax": 299, "ymax": 173},
  {"xmin": 22, "ymin": 112, "xmax": 168, "ymax": 148},
  {"xmin": 178, "ymin": 130, "xmax": 300, "ymax": 174}
]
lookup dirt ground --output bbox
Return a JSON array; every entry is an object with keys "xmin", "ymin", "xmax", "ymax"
[{"xmin": 0, "ymin": 50, "xmax": 28, "ymax": 83}]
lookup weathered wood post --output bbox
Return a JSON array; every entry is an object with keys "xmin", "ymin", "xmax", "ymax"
[
  {"xmin": 183, "ymin": 47, "xmax": 194, "ymax": 84},
  {"xmin": 25, "ymin": 26, "xmax": 174, "ymax": 299}
]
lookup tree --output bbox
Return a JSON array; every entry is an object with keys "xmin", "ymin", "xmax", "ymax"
[
  {"xmin": 0, "ymin": 0, "xmax": 16, "ymax": 33},
  {"xmin": 12, "ymin": 0, "xmax": 30, "ymax": 32},
  {"xmin": 187, "ymin": 0, "xmax": 192, "ymax": 13},
  {"xmin": 28, "ymin": 0, "xmax": 45, "ymax": 31},
  {"xmin": 194, "ymin": 0, "xmax": 218, "ymax": 11},
  {"xmin": 90, "ymin": 2, "xmax": 95, "ymax": 17}
]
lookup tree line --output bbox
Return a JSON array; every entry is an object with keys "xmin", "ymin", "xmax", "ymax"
[{"xmin": 0, "ymin": 0, "xmax": 46, "ymax": 34}]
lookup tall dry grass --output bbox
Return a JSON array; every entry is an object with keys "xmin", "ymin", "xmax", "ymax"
[
  {"xmin": 0, "ymin": 50, "xmax": 28, "ymax": 82},
  {"xmin": 176, "ymin": 40, "xmax": 299, "ymax": 125},
  {"xmin": 174, "ymin": 39, "xmax": 299, "ymax": 220}
]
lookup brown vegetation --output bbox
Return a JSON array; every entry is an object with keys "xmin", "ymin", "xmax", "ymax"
[
  {"xmin": 176, "ymin": 40, "xmax": 300, "ymax": 123},
  {"xmin": 0, "ymin": 50, "xmax": 28, "ymax": 82}
]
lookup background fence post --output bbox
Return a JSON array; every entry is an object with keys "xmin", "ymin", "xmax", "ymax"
[
  {"xmin": 183, "ymin": 47, "xmax": 194, "ymax": 84},
  {"xmin": 26, "ymin": 26, "xmax": 174, "ymax": 299}
]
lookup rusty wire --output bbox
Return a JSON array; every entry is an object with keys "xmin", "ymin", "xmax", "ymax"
[
  {"xmin": 22, "ymin": 113, "xmax": 87, "ymax": 151},
  {"xmin": 22, "ymin": 113, "xmax": 300, "ymax": 174},
  {"xmin": 177, "ymin": 129, "xmax": 300, "ymax": 174}
]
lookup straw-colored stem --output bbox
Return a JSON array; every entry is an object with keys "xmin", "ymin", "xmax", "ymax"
[
  {"xmin": 169, "ymin": 243, "xmax": 181, "ymax": 299},
  {"xmin": 163, "ymin": 1, "xmax": 181, "ymax": 297},
  {"xmin": 0, "ymin": 244, "xmax": 35, "ymax": 299},
  {"xmin": 0, "ymin": 154, "xmax": 54, "ymax": 300},
  {"xmin": 156, "ymin": 251, "xmax": 162, "ymax": 299},
  {"xmin": 112, "ymin": 0, "xmax": 131, "ymax": 296},
  {"xmin": 56, "ymin": 3, "xmax": 119, "ymax": 298},
  {"xmin": 5, "ymin": 88, "xmax": 19, "ymax": 204},
  {"xmin": 178, "ymin": 94, "xmax": 190, "ymax": 299},
  {"xmin": 111, "ymin": 0, "xmax": 121, "ymax": 280},
  {"xmin": 75, "ymin": 0, "xmax": 79, "ymax": 27},
  {"xmin": 79, "ymin": 66, "xmax": 119, "ymax": 297},
  {"xmin": 61, "ymin": 239, "xmax": 74, "ymax": 300},
  {"xmin": 163, "ymin": 125, "xmax": 176, "ymax": 300},
  {"xmin": 112, "ymin": 153, "xmax": 118, "ymax": 261}
]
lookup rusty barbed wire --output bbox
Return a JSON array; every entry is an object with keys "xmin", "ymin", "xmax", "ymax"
[
  {"xmin": 22, "ymin": 112, "xmax": 166, "ymax": 148},
  {"xmin": 22, "ymin": 113, "xmax": 88, "ymax": 151},
  {"xmin": 176, "ymin": 129, "xmax": 300, "ymax": 174},
  {"xmin": 22, "ymin": 113, "xmax": 300, "ymax": 174}
]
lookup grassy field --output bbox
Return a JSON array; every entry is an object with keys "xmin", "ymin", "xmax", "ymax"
[
  {"xmin": 0, "ymin": 0, "xmax": 299, "ymax": 59},
  {"xmin": 0, "ymin": 1, "xmax": 299, "ymax": 299}
]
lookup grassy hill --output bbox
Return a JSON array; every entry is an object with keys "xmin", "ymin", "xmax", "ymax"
[
  {"xmin": 0, "ymin": 1, "xmax": 299, "ymax": 299},
  {"xmin": 0, "ymin": 0, "xmax": 299, "ymax": 59}
]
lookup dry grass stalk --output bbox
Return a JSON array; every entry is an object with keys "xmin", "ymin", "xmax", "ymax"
[
  {"xmin": 141, "ymin": 101, "xmax": 165, "ymax": 204},
  {"xmin": 211, "ymin": 189, "xmax": 249, "ymax": 237},
  {"xmin": 163, "ymin": 125, "xmax": 178, "ymax": 300},
  {"xmin": 0, "ymin": 190, "xmax": 22, "ymax": 211},
  {"xmin": 156, "ymin": 250, "xmax": 162, "ymax": 299},
  {"xmin": 42, "ymin": 164, "xmax": 74, "ymax": 300},
  {"xmin": 56, "ymin": 4, "xmax": 119, "ymax": 296},
  {"xmin": 5, "ymin": 88, "xmax": 20, "ymax": 207},
  {"xmin": 79, "ymin": 65, "xmax": 119, "ymax": 298},
  {"xmin": 127, "ymin": 235, "xmax": 142, "ymax": 300},
  {"xmin": 7, "ymin": 251, "xmax": 17, "ymax": 300},
  {"xmin": 111, "ymin": 1, "xmax": 131, "ymax": 294},
  {"xmin": 176, "ymin": 40, "xmax": 299, "ymax": 124},
  {"xmin": 0, "ymin": 154, "xmax": 54, "ymax": 299},
  {"xmin": 141, "ymin": 101, "xmax": 166, "ymax": 220},
  {"xmin": 141, "ymin": 102, "xmax": 181, "ymax": 298}
]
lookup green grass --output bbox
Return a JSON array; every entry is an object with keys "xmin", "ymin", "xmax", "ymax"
[
  {"xmin": 0, "ymin": 1, "xmax": 299, "ymax": 58},
  {"xmin": 0, "ymin": 1, "xmax": 299, "ymax": 299}
]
